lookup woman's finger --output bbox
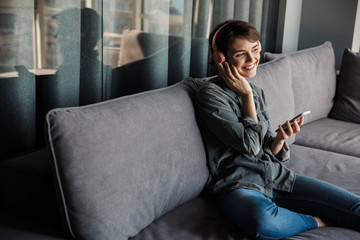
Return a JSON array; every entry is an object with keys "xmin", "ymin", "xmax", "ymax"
[
  {"xmin": 278, "ymin": 125, "xmax": 288, "ymax": 140},
  {"xmin": 293, "ymin": 120, "xmax": 301, "ymax": 133},
  {"xmin": 286, "ymin": 121, "xmax": 293, "ymax": 135},
  {"xmin": 298, "ymin": 116, "xmax": 305, "ymax": 127},
  {"xmin": 223, "ymin": 62, "xmax": 235, "ymax": 80},
  {"xmin": 216, "ymin": 63, "xmax": 229, "ymax": 83},
  {"xmin": 230, "ymin": 63, "xmax": 242, "ymax": 79}
]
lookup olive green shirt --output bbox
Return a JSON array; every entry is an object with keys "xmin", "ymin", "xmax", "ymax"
[{"xmin": 195, "ymin": 76, "xmax": 295, "ymax": 198}]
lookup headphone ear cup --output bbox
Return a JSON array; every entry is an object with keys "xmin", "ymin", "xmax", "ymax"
[{"xmin": 213, "ymin": 51, "xmax": 226, "ymax": 64}]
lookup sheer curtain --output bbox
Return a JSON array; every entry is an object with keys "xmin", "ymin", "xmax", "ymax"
[{"xmin": 0, "ymin": 0, "xmax": 279, "ymax": 160}]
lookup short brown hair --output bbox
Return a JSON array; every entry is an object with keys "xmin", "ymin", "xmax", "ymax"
[{"xmin": 209, "ymin": 20, "xmax": 261, "ymax": 63}]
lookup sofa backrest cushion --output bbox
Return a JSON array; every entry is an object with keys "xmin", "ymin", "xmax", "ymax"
[
  {"xmin": 251, "ymin": 56, "xmax": 296, "ymax": 144},
  {"xmin": 264, "ymin": 42, "xmax": 337, "ymax": 123},
  {"xmin": 329, "ymin": 48, "xmax": 360, "ymax": 123},
  {"xmin": 46, "ymin": 83, "xmax": 208, "ymax": 240}
]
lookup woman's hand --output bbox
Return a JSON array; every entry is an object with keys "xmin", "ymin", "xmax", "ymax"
[
  {"xmin": 217, "ymin": 62, "xmax": 252, "ymax": 97},
  {"xmin": 217, "ymin": 62, "xmax": 258, "ymax": 122},
  {"xmin": 277, "ymin": 116, "xmax": 304, "ymax": 140},
  {"xmin": 272, "ymin": 116, "xmax": 304, "ymax": 155}
]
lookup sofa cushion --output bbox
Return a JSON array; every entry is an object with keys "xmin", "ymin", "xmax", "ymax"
[
  {"xmin": 0, "ymin": 148, "xmax": 60, "ymax": 228},
  {"xmin": 0, "ymin": 213, "xmax": 68, "ymax": 240},
  {"xmin": 294, "ymin": 118, "xmax": 360, "ymax": 157},
  {"xmin": 286, "ymin": 144, "xmax": 360, "ymax": 197},
  {"xmin": 133, "ymin": 144, "xmax": 360, "ymax": 240},
  {"xmin": 131, "ymin": 196, "xmax": 251, "ymax": 240},
  {"xmin": 132, "ymin": 196, "xmax": 360, "ymax": 240},
  {"xmin": 252, "ymin": 56, "xmax": 296, "ymax": 144},
  {"xmin": 329, "ymin": 48, "xmax": 360, "ymax": 123},
  {"xmin": 286, "ymin": 145, "xmax": 360, "ymax": 239},
  {"xmin": 46, "ymin": 82, "xmax": 208, "ymax": 240},
  {"xmin": 264, "ymin": 42, "xmax": 337, "ymax": 123}
]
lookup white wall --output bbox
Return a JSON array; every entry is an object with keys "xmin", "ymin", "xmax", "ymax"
[
  {"xmin": 352, "ymin": 0, "xmax": 360, "ymax": 52},
  {"xmin": 298, "ymin": 0, "xmax": 359, "ymax": 69},
  {"xmin": 280, "ymin": 0, "xmax": 303, "ymax": 53},
  {"xmin": 278, "ymin": 0, "xmax": 359, "ymax": 69}
]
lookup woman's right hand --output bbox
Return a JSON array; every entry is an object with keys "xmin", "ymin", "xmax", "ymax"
[
  {"xmin": 217, "ymin": 61, "xmax": 258, "ymax": 123},
  {"xmin": 216, "ymin": 62, "xmax": 252, "ymax": 97}
]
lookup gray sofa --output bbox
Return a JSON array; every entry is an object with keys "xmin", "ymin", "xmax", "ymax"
[{"xmin": 1, "ymin": 42, "xmax": 360, "ymax": 240}]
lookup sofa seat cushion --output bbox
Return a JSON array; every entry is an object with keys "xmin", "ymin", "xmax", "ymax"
[
  {"xmin": 0, "ymin": 148, "xmax": 60, "ymax": 229},
  {"xmin": 285, "ymin": 227, "xmax": 360, "ymax": 240},
  {"xmin": 294, "ymin": 118, "xmax": 360, "ymax": 157},
  {"xmin": 132, "ymin": 144, "xmax": 360, "ymax": 240},
  {"xmin": 131, "ymin": 188, "xmax": 360, "ymax": 240},
  {"xmin": 286, "ymin": 144, "xmax": 360, "ymax": 196},
  {"xmin": 0, "ymin": 226, "xmax": 67, "ymax": 240},
  {"xmin": 284, "ymin": 144, "xmax": 360, "ymax": 239},
  {"xmin": 130, "ymin": 196, "xmax": 252, "ymax": 240},
  {"xmin": 0, "ymin": 214, "xmax": 68, "ymax": 240},
  {"xmin": 46, "ymin": 82, "xmax": 208, "ymax": 240}
]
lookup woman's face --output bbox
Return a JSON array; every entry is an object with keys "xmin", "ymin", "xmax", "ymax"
[{"xmin": 226, "ymin": 37, "xmax": 260, "ymax": 79}]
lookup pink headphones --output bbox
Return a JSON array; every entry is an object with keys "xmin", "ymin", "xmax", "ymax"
[
  {"xmin": 211, "ymin": 23, "xmax": 262, "ymax": 64},
  {"xmin": 211, "ymin": 23, "xmax": 228, "ymax": 64}
]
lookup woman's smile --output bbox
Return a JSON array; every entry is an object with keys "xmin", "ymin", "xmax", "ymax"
[
  {"xmin": 227, "ymin": 37, "xmax": 260, "ymax": 79},
  {"xmin": 243, "ymin": 62, "xmax": 256, "ymax": 70}
]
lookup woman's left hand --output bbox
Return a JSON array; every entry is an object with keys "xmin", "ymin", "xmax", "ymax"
[
  {"xmin": 276, "ymin": 116, "xmax": 304, "ymax": 141},
  {"xmin": 271, "ymin": 116, "xmax": 304, "ymax": 155}
]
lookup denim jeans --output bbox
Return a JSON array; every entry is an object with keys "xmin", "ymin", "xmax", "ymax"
[{"xmin": 215, "ymin": 174, "xmax": 360, "ymax": 240}]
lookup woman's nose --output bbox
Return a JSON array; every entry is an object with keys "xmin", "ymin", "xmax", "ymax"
[{"xmin": 246, "ymin": 53, "xmax": 255, "ymax": 62}]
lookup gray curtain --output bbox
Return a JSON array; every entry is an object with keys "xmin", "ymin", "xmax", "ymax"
[
  {"xmin": 212, "ymin": 0, "xmax": 279, "ymax": 58},
  {"xmin": 0, "ymin": 1, "xmax": 36, "ymax": 160},
  {"xmin": 0, "ymin": 0, "xmax": 279, "ymax": 160}
]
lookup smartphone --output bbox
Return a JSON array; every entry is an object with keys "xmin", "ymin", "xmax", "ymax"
[{"xmin": 275, "ymin": 111, "xmax": 311, "ymax": 132}]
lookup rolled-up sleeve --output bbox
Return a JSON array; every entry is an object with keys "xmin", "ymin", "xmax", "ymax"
[
  {"xmin": 275, "ymin": 140, "xmax": 290, "ymax": 162},
  {"xmin": 263, "ymin": 130, "xmax": 290, "ymax": 162},
  {"xmin": 196, "ymin": 85, "xmax": 262, "ymax": 155}
]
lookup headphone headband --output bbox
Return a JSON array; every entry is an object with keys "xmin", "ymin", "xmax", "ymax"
[{"xmin": 211, "ymin": 23, "xmax": 228, "ymax": 52}]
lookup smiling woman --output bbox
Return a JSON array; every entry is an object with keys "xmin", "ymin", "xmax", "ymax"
[{"xmin": 195, "ymin": 19, "xmax": 360, "ymax": 240}]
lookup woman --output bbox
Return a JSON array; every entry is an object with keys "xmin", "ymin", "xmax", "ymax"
[{"xmin": 195, "ymin": 20, "xmax": 360, "ymax": 239}]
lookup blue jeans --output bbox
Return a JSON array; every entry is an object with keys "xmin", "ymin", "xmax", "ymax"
[{"xmin": 215, "ymin": 174, "xmax": 360, "ymax": 240}]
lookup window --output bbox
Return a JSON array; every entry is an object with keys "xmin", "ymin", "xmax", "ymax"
[{"xmin": 0, "ymin": 0, "xmax": 279, "ymax": 161}]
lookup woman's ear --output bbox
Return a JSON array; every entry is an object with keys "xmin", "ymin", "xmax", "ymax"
[
  {"xmin": 257, "ymin": 40, "xmax": 262, "ymax": 53},
  {"xmin": 213, "ymin": 51, "xmax": 226, "ymax": 64}
]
